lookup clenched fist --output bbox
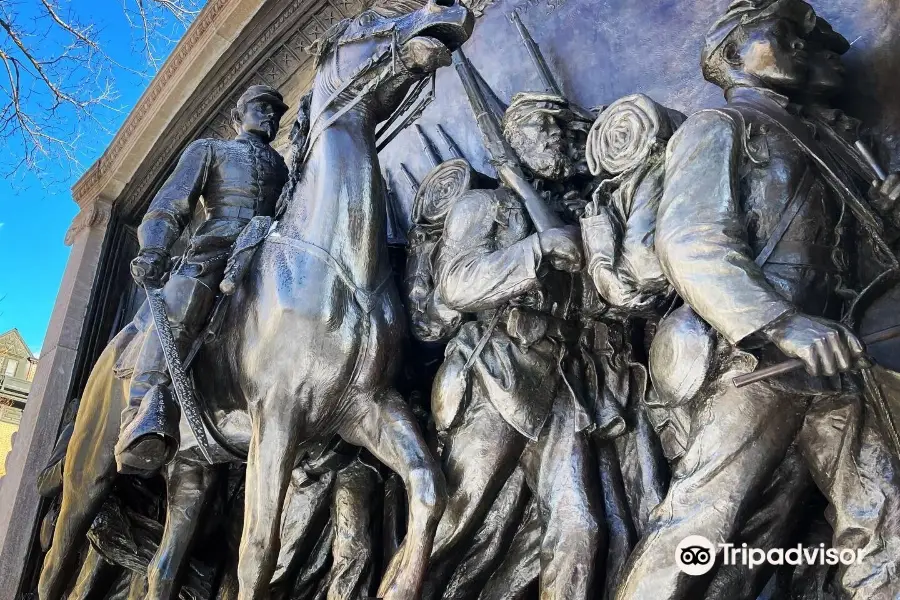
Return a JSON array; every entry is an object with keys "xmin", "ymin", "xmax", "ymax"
[
  {"xmin": 764, "ymin": 313, "xmax": 866, "ymax": 377},
  {"xmin": 538, "ymin": 225, "xmax": 583, "ymax": 273},
  {"xmin": 130, "ymin": 249, "xmax": 169, "ymax": 288}
]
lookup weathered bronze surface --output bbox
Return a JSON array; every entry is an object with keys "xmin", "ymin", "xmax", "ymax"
[{"xmin": 28, "ymin": 0, "xmax": 900, "ymax": 599}]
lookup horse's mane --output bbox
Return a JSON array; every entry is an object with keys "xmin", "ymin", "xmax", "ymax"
[
  {"xmin": 308, "ymin": 18, "xmax": 352, "ymax": 67},
  {"xmin": 275, "ymin": 90, "xmax": 314, "ymax": 217}
]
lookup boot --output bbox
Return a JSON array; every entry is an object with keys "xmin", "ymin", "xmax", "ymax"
[
  {"xmin": 115, "ymin": 273, "xmax": 215, "ymax": 476},
  {"xmin": 115, "ymin": 383, "xmax": 181, "ymax": 477}
]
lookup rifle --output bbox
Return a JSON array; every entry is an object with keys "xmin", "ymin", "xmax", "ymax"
[
  {"xmin": 509, "ymin": 11, "xmax": 595, "ymax": 123},
  {"xmin": 732, "ymin": 323, "xmax": 900, "ymax": 388},
  {"xmin": 452, "ymin": 49, "xmax": 564, "ymax": 232}
]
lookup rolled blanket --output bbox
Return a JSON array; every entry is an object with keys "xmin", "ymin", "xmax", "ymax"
[
  {"xmin": 586, "ymin": 94, "xmax": 685, "ymax": 176},
  {"xmin": 412, "ymin": 158, "xmax": 478, "ymax": 225}
]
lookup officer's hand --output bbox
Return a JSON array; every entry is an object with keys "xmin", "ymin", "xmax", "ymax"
[
  {"xmin": 130, "ymin": 249, "xmax": 169, "ymax": 287},
  {"xmin": 538, "ymin": 226, "xmax": 583, "ymax": 273},
  {"xmin": 870, "ymin": 173, "xmax": 900, "ymax": 227},
  {"xmin": 764, "ymin": 313, "xmax": 866, "ymax": 377}
]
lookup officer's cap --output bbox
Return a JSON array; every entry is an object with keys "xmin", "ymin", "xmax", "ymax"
[
  {"xmin": 701, "ymin": 0, "xmax": 816, "ymax": 78},
  {"xmin": 236, "ymin": 85, "xmax": 289, "ymax": 116}
]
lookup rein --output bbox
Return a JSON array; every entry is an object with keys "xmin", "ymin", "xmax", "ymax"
[{"xmin": 301, "ymin": 27, "xmax": 400, "ymax": 162}]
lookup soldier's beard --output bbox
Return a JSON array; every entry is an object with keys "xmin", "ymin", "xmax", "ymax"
[{"xmin": 523, "ymin": 146, "xmax": 571, "ymax": 181}]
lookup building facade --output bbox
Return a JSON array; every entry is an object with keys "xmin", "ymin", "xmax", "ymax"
[
  {"xmin": 0, "ymin": 0, "xmax": 898, "ymax": 597},
  {"xmin": 0, "ymin": 329, "xmax": 37, "ymax": 480}
]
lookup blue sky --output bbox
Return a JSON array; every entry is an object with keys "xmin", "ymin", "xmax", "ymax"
[{"xmin": 0, "ymin": 2, "xmax": 195, "ymax": 354}]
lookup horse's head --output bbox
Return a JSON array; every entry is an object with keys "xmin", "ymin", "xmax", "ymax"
[{"xmin": 309, "ymin": 0, "xmax": 474, "ymax": 126}]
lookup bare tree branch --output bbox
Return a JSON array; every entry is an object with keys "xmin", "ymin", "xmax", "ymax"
[{"xmin": 0, "ymin": 0, "xmax": 202, "ymax": 181}]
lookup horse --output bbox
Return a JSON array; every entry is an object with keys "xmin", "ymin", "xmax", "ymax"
[{"xmin": 38, "ymin": 2, "xmax": 474, "ymax": 598}]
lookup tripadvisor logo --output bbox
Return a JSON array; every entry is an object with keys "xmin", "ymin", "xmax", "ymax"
[
  {"xmin": 676, "ymin": 535, "xmax": 865, "ymax": 575},
  {"xmin": 676, "ymin": 535, "xmax": 716, "ymax": 576}
]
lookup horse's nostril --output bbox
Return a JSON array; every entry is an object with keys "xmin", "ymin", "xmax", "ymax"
[{"xmin": 432, "ymin": 0, "xmax": 456, "ymax": 7}]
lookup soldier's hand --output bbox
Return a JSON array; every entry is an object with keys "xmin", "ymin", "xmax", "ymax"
[
  {"xmin": 764, "ymin": 313, "xmax": 866, "ymax": 377},
  {"xmin": 130, "ymin": 249, "xmax": 169, "ymax": 287},
  {"xmin": 538, "ymin": 226, "xmax": 583, "ymax": 273},
  {"xmin": 870, "ymin": 172, "xmax": 900, "ymax": 227}
]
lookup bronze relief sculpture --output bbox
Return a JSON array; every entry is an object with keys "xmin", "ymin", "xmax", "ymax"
[
  {"xmin": 38, "ymin": 2, "xmax": 474, "ymax": 599},
  {"xmin": 30, "ymin": 1, "xmax": 900, "ymax": 599}
]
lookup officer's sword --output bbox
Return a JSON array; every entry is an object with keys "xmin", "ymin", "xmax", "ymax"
[{"xmin": 144, "ymin": 284, "xmax": 215, "ymax": 464}]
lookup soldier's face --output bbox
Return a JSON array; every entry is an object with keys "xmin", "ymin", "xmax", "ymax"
[
  {"xmin": 805, "ymin": 48, "xmax": 845, "ymax": 97},
  {"xmin": 510, "ymin": 112, "xmax": 570, "ymax": 181},
  {"xmin": 735, "ymin": 16, "xmax": 808, "ymax": 91},
  {"xmin": 240, "ymin": 99, "xmax": 282, "ymax": 142}
]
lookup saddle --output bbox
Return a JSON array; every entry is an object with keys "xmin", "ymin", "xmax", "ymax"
[{"xmin": 113, "ymin": 216, "xmax": 272, "ymax": 380}]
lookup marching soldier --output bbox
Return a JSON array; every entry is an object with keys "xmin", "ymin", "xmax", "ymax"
[
  {"xmin": 425, "ymin": 91, "xmax": 606, "ymax": 600},
  {"xmin": 616, "ymin": 2, "xmax": 900, "ymax": 599},
  {"xmin": 115, "ymin": 85, "xmax": 289, "ymax": 476}
]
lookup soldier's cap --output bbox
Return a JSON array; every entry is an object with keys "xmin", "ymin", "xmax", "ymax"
[
  {"xmin": 236, "ymin": 85, "xmax": 289, "ymax": 116},
  {"xmin": 503, "ymin": 92, "xmax": 579, "ymax": 129},
  {"xmin": 701, "ymin": 0, "xmax": 817, "ymax": 74},
  {"xmin": 372, "ymin": 0, "xmax": 425, "ymax": 16},
  {"xmin": 807, "ymin": 17, "xmax": 850, "ymax": 54}
]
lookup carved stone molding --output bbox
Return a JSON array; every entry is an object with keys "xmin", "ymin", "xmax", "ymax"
[
  {"xmin": 64, "ymin": 201, "xmax": 113, "ymax": 247},
  {"xmin": 71, "ymin": 0, "xmax": 235, "ymax": 208}
]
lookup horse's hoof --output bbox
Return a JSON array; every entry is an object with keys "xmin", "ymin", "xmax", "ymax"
[{"xmin": 116, "ymin": 436, "xmax": 168, "ymax": 478}]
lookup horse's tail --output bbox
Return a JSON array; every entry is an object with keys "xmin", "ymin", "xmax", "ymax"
[{"xmin": 37, "ymin": 330, "xmax": 132, "ymax": 600}]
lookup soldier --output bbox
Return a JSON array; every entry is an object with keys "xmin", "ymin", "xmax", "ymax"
[
  {"xmin": 425, "ymin": 91, "xmax": 605, "ymax": 600},
  {"xmin": 115, "ymin": 85, "xmax": 289, "ymax": 476},
  {"xmin": 616, "ymin": 2, "xmax": 900, "ymax": 599}
]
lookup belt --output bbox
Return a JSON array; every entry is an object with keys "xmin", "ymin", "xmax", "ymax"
[{"xmin": 207, "ymin": 206, "xmax": 256, "ymax": 220}]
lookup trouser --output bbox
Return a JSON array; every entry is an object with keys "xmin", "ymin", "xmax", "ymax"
[
  {"xmin": 615, "ymin": 364, "xmax": 900, "ymax": 600},
  {"xmin": 116, "ymin": 272, "xmax": 217, "ymax": 467},
  {"xmin": 427, "ymin": 392, "xmax": 605, "ymax": 600}
]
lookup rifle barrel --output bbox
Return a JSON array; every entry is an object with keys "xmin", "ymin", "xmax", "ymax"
[
  {"xmin": 452, "ymin": 49, "xmax": 564, "ymax": 232},
  {"xmin": 510, "ymin": 11, "xmax": 562, "ymax": 96}
]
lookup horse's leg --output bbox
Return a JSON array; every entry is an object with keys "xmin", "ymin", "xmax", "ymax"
[
  {"xmin": 338, "ymin": 389, "xmax": 446, "ymax": 600},
  {"xmin": 67, "ymin": 545, "xmax": 117, "ymax": 600},
  {"xmin": 39, "ymin": 350, "xmax": 122, "ymax": 600},
  {"xmin": 237, "ymin": 389, "xmax": 304, "ymax": 600},
  {"xmin": 146, "ymin": 458, "xmax": 219, "ymax": 600}
]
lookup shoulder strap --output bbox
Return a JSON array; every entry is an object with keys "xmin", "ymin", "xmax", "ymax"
[
  {"xmin": 706, "ymin": 107, "xmax": 814, "ymax": 268},
  {"xmin": 730, "ymin": 96, "xmax": 893, "ymax": 262},
  {"xmin": 754, "ymin": 167, "xmax": 815, "ymax": 267}
]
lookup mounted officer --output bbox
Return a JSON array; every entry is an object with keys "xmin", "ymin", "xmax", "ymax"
[{"xmin": 115, "ymin": 85, "xmax": 289, "ymax": 476}]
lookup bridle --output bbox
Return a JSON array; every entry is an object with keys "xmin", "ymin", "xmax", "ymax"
[{"xmin": 300, "ymin": 21, "xmax": 433, "ymax": 163}]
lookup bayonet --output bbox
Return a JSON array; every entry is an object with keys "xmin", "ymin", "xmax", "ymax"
[
  {"xmin": 415, "ymin": 124, "xmax": 442, "ymax": 168},
  {"xmin": 510, "ymin": 11, "xmax": 561, "ymax": 96},
  {"xmin": 437, "ymin": 124, "xmax": 464, "ymax": 160},
  {"xmin": 399, "ymin": 163, "xmax": 420, "ymax": 196},
  {"xmin": 510, "ymin": 11, "xmax": 595, "ymax": 122}
]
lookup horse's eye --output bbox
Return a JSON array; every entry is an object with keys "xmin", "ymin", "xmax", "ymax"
[{"xmin": 357, "ymin": 12, "xmax": 376, "ymax": 27}]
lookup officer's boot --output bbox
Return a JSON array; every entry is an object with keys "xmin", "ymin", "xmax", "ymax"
[
  {"xmin": 115, "ymin": 274, "xmax": 216, "ymax": 476},
  {"xmin": 116, "ymin": 328, "xmax": 182, "ymax": 476}
]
